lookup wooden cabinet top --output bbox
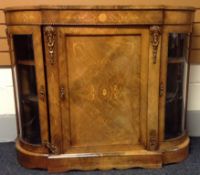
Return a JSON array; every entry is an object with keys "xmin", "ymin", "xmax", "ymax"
[
  {"xmin": 4, "ymin": 5, "xmax": 195, "ymax": 25},
  {"xmin": 4, "ymin": 5, "xmax": 195, "ymax": 11}
]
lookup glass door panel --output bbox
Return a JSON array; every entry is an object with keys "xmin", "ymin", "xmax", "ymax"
[
  {"xmin": 13, "ymin": 35, "xmax": 34, "ymax": 61},
  {"xmin": 12, "ymin": 34, "xmax": 41, "ymax": 144},
  {"xmin": 165, "ymin": 33, "xmax": 189, "ymax": 139}
]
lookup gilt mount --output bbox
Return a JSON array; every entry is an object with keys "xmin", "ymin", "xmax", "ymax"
[
  {"xmin": 150, "ymin": 26, "xmax": 161, "ymax": 64},
  {"xmin": 44, "ymin": 26, "xmax": 56, "ymax": 65}
]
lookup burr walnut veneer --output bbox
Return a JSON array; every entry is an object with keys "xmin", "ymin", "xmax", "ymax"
[{"xmin": 4, "ymin": 5, "xmax": 194, "ymax": 172}]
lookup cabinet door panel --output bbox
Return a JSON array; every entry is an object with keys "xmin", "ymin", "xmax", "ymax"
[
  {"xmin": 67, "ymin": 35, "xmax": 140, "ymax": 147},
  {"xmin": 57, "ymin": 27, "xmax": 149, "ymax": 153}
]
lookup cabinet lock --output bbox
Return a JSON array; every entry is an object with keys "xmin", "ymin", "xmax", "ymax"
[
  {"xmin": 60, "ymin": 86, "xmax": 65, "ymax": 100},
  {"xmin": 39, "ymin": 85, "xmax": 45, "ymax": 101},
  {"xmin": 159, "ymin": 82, "xmax": 164, "ymax": 97}
]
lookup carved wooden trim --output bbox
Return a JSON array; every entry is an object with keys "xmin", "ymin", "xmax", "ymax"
[
  {"xmin": 149, "ymin": 129, "xmax": 157, "ymax": 150},
  {"xmin": 150, "ymin": 26, "xmax": 161, "ymax": 64},
  {"xmin": 44, "ymin": 26, "xmax": 56, "ymax": 65}
]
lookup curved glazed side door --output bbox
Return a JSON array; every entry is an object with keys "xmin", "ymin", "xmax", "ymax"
[
  {"xmin": 159, "ymin": 25, "xmax": 191, "ymax": 141},
  {"xmin": 8, "ymin": 26, "xmax": 49, "ymax": 153}
]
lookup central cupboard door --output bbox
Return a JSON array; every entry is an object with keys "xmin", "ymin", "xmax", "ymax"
[{"xmin": 57, "ymin": 27, "xmax": 149, "ymax": 153}]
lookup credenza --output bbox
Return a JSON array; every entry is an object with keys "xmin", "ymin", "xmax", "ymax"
[{"xmin": 4, "ymin": 5, "xmax": 195, "ymax": 172}]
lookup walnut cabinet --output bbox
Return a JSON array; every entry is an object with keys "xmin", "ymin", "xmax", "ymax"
[{"xmin": 4, "ymin": 6, "xmax": 194, "ymax": 172}]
